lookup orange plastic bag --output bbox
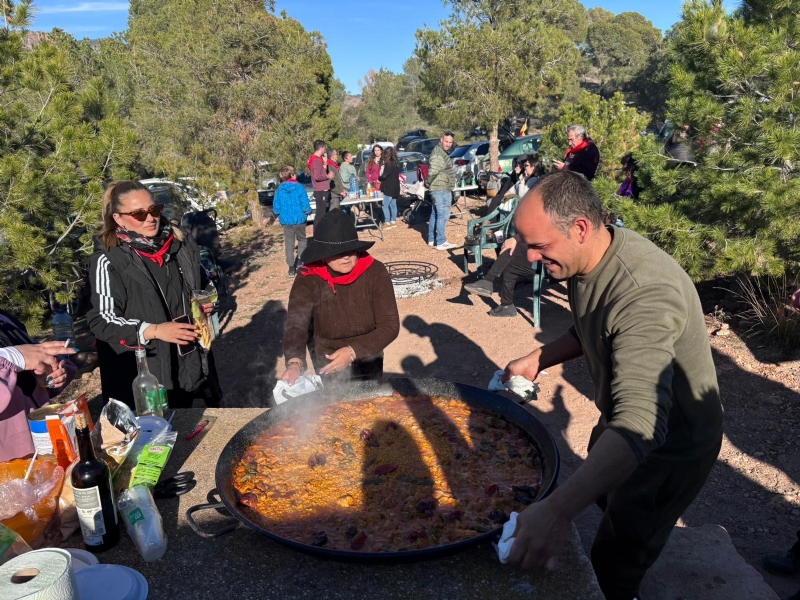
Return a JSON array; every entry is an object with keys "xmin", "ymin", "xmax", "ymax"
[{"xmin": 0, "ymin": 457, "xmax": 64, "ymax": 544}]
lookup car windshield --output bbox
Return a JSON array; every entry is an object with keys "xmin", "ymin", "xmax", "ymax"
[
  {"xmin": 449, "ymin": 145, "xmax": 471, "ymax": 158},
  {"xmin": 500, "ymin": 136, "xmax": 541, "ymax": 157},
  {"xmin": 399, "ymin": 156, "xmax": 427, "ymax": 173}
]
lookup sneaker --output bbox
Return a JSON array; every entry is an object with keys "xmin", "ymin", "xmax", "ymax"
[
  {"xmin": 464, "ymin": 279, "xmax": 494, "ymax": 297},
  {"xmin": 489, "ymin": 304, "xmax": 517, "ymax": 317},
  {"xmin": 428, "ymin": 241, "xmax": 435, "ymax": 247},
  {"xmin": 435, "ymin": 241, "xmax": 458, "ymax": 251},
  {"xmin": 288, "ymin": 267, "xmax": 296, "ymax": 277}
]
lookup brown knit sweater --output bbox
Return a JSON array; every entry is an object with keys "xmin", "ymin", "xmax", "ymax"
[{"xmin": 284, "ymin": 259, "xmax": 399, "ymax": 367}]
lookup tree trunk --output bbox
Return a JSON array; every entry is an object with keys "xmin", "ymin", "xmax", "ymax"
[
  {"xmin": 489, "ymin": 121, "xmax": 500, "ymax": 173},
  {"xmin": 249, "ymin": 199, "xmax": 264, "ymax": 229}
]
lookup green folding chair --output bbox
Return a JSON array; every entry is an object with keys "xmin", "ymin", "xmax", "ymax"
[{"xmin": 462, "ymin": 197, "xmax": 519, "ymax": 279}]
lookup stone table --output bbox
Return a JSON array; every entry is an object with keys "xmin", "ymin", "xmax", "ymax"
[{"xmin": 88, "ymin": 408, "xmax": 604, "ymax": 600}]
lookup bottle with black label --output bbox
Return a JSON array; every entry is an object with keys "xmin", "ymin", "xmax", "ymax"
[{"xmin": 71, "ymin": 412, "xmax": 120, "ymax": 552}]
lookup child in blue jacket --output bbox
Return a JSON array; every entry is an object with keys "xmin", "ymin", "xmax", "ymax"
[{"xmin": 273, "ymin": 166, "xmax": 312, "ymax": 277}]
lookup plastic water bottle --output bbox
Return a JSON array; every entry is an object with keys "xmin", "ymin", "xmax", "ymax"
[
  {"xmin": 51, "ymin": 307, "xmax": 75, "ymax": 342},
  {"xmin": 117, "ymin": 486, "xmax": 168, "ymax": 562},
  {"xmin": 349, "ymin": 174, "xmax": 358, "ymax": 195}
]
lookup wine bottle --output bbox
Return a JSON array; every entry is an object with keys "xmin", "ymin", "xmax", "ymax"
[
  {"xmin": 132, "ymin": 347, "xmax": 163, "ymax": 417},
  {"xmin": 72, "ymin": 412, "xmax": 120, "ymax": 553}
]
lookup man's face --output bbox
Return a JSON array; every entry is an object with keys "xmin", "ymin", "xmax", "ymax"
[
  {"xmin": 316, "ymin": 146, "xmax": 326, "ymax": 156},
  {"xmin": 516, "ymin": 191, "xmax": 583, "ymax": 281},
  {"xmin": 567, "ymin": 130, "xmax": 582, "ymax": 149},
  {"xmin": 441, "ymin": 135, "xmax": 454, "ymax": 152}
]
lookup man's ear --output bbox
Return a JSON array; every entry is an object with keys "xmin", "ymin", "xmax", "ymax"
[{"xmin": 573, "ymin": 217, "xmax": 592, "ymax": 243}]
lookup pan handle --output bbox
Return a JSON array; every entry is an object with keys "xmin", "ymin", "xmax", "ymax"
[{"xmin": 185, "ymin": 501, "xmax": 241, "ymax": 539}]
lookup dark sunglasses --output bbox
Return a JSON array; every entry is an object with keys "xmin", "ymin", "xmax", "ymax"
[{"xmin": 117, "ymin": 204, "xmax": 165, "ymax": 222}]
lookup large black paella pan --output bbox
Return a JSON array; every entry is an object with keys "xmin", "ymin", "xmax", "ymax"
[{"xmin": 187, "ymin": 377, "xmax": 560, "ymax": 562}]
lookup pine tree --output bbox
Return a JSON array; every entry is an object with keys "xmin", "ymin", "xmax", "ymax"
[
  {"xmin": 414, "ymin": 0, "xmax": 586, "ymax": 170},
  {"xmin": 0, "ymin": 25, "xmax": 138, "ymax": 331},
  {"xmin": 125, "ymin": 0, "xmax": 342, "ymax": 220},
  {"xmin": 608, "ymin": 0, "xmax": 800, "ymax": 281}
]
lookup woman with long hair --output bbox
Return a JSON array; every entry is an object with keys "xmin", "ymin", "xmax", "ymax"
[
  {"xmin": 87, "ymin": 181, "xmax": 222, "ymax": 409},
  {"xmin": 365, "ymin": 145, "xmax": 383, "ymax": 191},
  {"xmin": 378, "ymin": 146, "xmax": 400, "ymax": 227}
]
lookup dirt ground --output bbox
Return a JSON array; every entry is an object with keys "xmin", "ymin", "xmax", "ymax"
[{"xmin": 69, "ymin": 197, "xmax": 800, "ymax": 597}]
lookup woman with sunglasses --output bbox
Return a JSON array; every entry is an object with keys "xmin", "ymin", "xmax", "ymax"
[{"xmin": 87, "ymin": 180, "xmax": 223, "ymax": 409}]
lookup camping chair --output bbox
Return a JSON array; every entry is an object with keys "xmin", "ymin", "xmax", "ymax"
[
  {"xmin": 462, "ymin": 196, "xmax": 519, "ymax": 279},
  {"xmin": 463, "ymin": 196, "xmax": 546, "ymax": 328}
]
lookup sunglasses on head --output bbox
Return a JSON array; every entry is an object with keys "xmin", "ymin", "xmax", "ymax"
[{"xmin": 117, "ymin": 204, "xmax": 165, "ymax": 222}]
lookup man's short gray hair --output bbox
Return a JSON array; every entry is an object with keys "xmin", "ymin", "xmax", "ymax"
[
  {"xmin": 568, "ymin": 124, "xmax": 586, "ymax": 138},
  {"xmin": 529, "ymin": 171, "xmax": 604, "ymax": 236}
]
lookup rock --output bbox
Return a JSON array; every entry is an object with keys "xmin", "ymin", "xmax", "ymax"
[{"xmin": 640, "ymin": 525, "xmax": 779, "ymax": 600}]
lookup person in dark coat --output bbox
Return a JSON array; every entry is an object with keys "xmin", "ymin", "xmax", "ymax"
[
  {"xmin": 87, "ymin": 180, "xmax": 223, "ymax": 409},
  {"xmin": 554, "ymin": 124, "xmax": 600, "ymax": 181},
  {"xmin": 379, "ymin": 146, "xmax": 401, "ymax": 227},
  {"xmin": 280, "ymin": 209, "xmax": 399, "ymax": 384}
]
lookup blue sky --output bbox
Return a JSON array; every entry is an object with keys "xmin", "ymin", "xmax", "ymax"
[{"xmin": 32, "ymin": 0, "xmax": 733, "ymax": 94}]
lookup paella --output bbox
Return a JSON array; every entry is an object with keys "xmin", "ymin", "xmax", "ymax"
[{"xmin": 232, "ymin": 392, "xmax": 543, "ymax": 552}]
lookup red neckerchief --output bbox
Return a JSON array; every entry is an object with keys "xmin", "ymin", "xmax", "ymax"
[
  {"xmin": 134, "ymin": 234, "xmax": 174, "ymax": 267},
  {"xmin": 327, "ymin": 160, "xmax": 340, "ymax": 172},
  {"xmin": 301, "ymin": 253, "xmax": 374, "ymax": 293},
  {"xmin": 307, "ymin": 154, "xmax": 324, "ymax": 172},
  {"xmin": 564, "ymin": 138, "xmax": 591, "ymax": 158},
  {"xmin": 285, "ymin": 178, "xmax": 298, "ymax": 183}
]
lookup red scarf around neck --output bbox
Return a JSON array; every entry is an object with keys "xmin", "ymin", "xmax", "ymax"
[
  {"xmin": 327, "ymin": 160, "xmax": 340, "ymax": 171},
  {"xmin": 564, "ymin": 138, "xmax": 591, "ymax": 158},
  {"xmin": 301, "ymin": 253, "xmax": 374, "ymax": 293},
  {"xmin": 133, "ymin": 234, "xmax": 174, "ymax": 267}
]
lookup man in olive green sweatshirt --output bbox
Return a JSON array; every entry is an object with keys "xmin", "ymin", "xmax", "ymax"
[{"xmin": 504, "ymin": 171, "xmax": 723, "ymax": 600}]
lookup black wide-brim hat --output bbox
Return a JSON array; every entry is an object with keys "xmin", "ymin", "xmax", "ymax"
[{"xmin": 300, "ymin": 208, "xmax": 374, "ymax": 264}]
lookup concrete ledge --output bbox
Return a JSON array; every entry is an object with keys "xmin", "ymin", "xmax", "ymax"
[{"xmin": 641, "ymin": 524, "xmax": 779, "ymax": 600}]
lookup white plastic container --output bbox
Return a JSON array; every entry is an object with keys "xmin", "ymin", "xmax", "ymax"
[{"xmin": 117, "ymin": 485, "xmax": 167, "ymax": 562}]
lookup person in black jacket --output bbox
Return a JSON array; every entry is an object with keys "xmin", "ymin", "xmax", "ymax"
[
  {"xmin": 87, "ymin": 180, "xmax": 223, "ymax": 409},
  {"xmin": 379, "ymin": 146, "xmax": 401, "ymax": 228},
  {"xmin": 554, "ymin": 124, "xmax": 600, "ymax": 181}
]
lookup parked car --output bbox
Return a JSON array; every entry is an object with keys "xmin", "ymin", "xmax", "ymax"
[
  {"xmin": 479, "ymin": 134, "xmax": 542, "ymax": 177},
  {"xmin": 398, "ymin": 129, "xmax": 427, "ymax": 150},
  {"xmin": 353, "ymin": 142, "xmax": 395, "ymax": 171},
  {"xmin": 449, "ymin": 144, "xmax": 474, "ymax": 181},
  {"xmin": 139, "ymin": 178, "xmax": 199, "ymax": 223},
  {"xmin": 356, "ymin": 151, "xmax": 428, "ymax": 191},
  {"xmin": 404, "ymin": 137, "xmax": 440, "ymax": 157}
]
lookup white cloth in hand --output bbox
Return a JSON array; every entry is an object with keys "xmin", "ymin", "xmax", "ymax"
[
  {"xmin": 487, "ymin": 370, "xmax": 539, "ymax": 401},
  {"xmin": 494, "ymin": 511, "xmax": 519, "ymax": 564},
  {"xmin": 272, "ymin": 375, "xmax": 323, "ymax": 405}
]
